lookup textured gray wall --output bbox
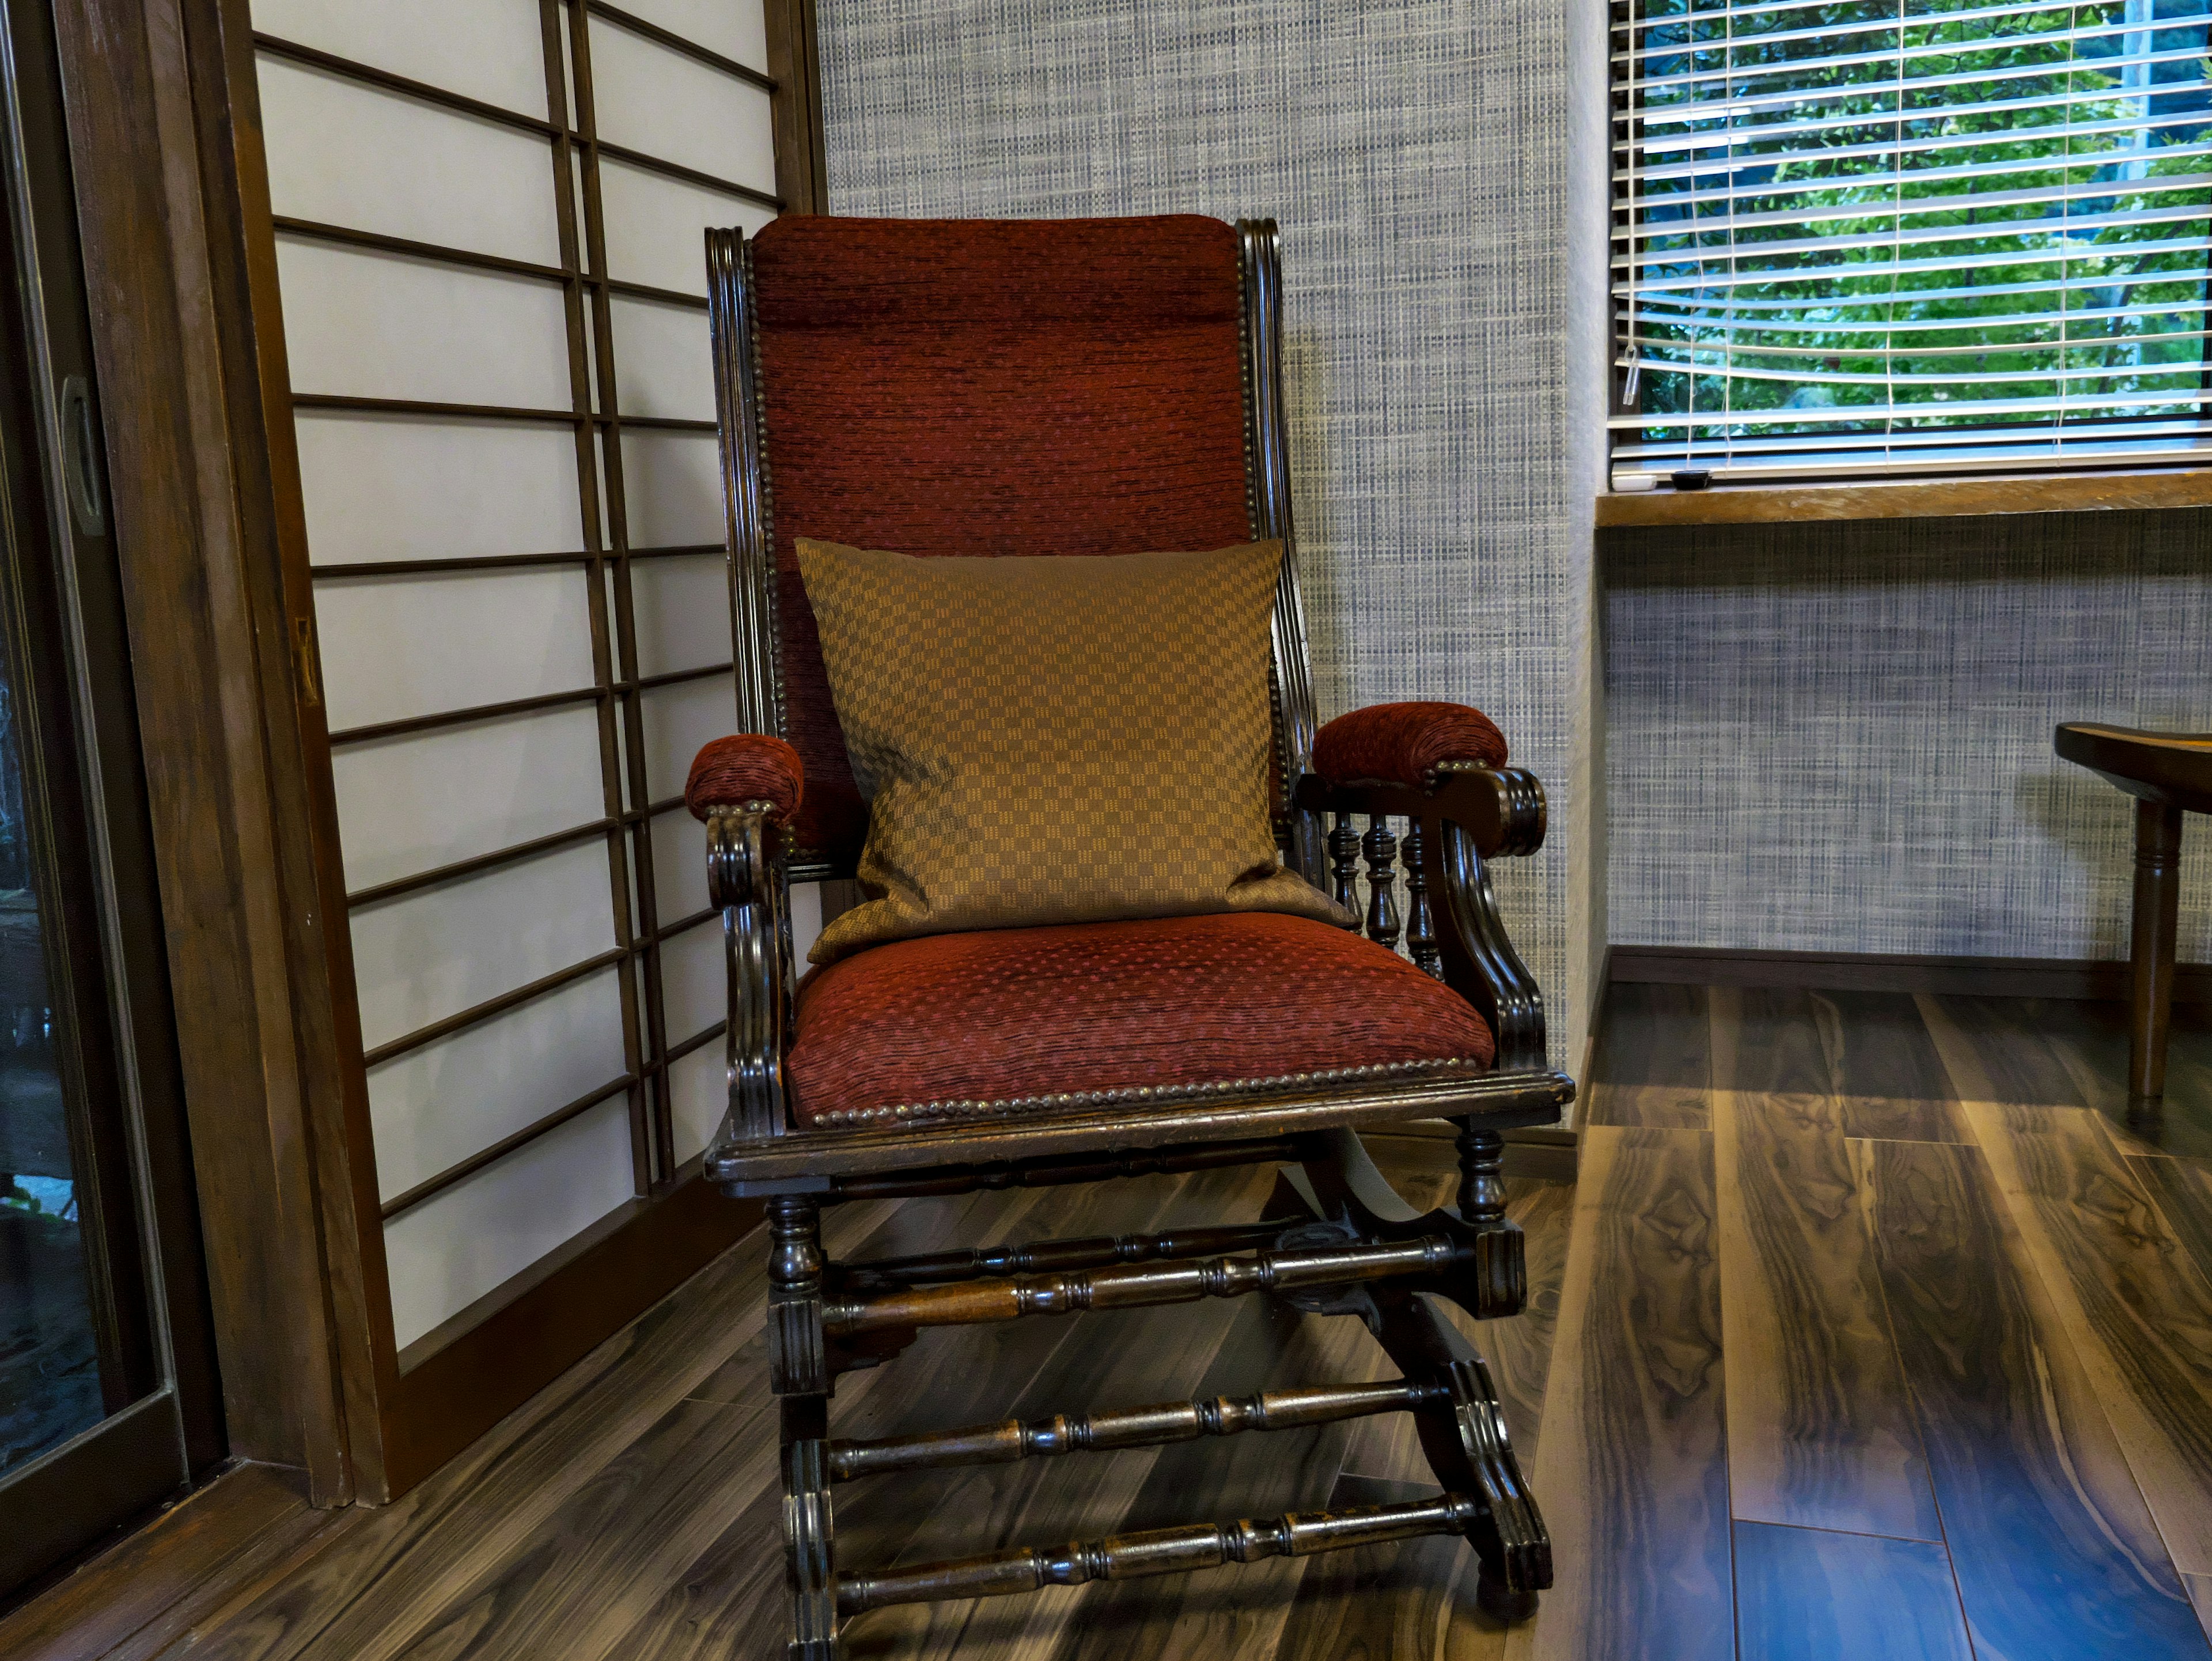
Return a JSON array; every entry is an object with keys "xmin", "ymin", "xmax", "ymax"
[
  {"xmin": 1606, "ymin": 511, "xmax": 2212, "ymax": 963},
  {"xmin": 814, "ymin": 0, "xmax": 1609, "ymax": 1068}
]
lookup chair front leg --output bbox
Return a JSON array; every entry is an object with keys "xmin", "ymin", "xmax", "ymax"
[
  {"xmin": 768, "ymin": 1195, "xmax": 841, "ymax": 1659},
  {"xmin": 1271, "ymin": 1127, "xmax": 1548, "ymax": 1606},
  {"xmin": 1283, "ymin": 1126, "xmax": 1527, "ymax": 1321}
]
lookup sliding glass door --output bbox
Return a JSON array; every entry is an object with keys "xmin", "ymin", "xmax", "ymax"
[{"xmin": 0, "ymin": 0, "xmax": 221, "ymax": 1602}]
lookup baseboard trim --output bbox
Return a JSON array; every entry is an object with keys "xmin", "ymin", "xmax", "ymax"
[{"xmin": 1609, "ymin": 944, "xmax": 2212, "ymax": 1005}]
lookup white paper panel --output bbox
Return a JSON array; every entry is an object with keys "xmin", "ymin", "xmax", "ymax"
[
  {"xmin": 384, "ymin": 1097, "xmax": 635, "ymax": 1349},
  {"xmin": 316, "ymin": 569, "xmax": 594, "ymax": 732},
  {"xmin": 250, "ymin": 0, "xmax": 550, "ymax": 119},
  {"xmin": 350, "ymin": 840, "xmax": 616, "ymax": 1051},
  {"xmin": 657, "ymin": 915, "xmax": 724, "ymax": 1043},
  {"xmin": 791, "ymin": 880, "xmax": 823, "ymax": 964},
  {"xmin": 257, "ymin": 56, "xmax": 560, "ymax": 266},
  {"xmin": 642, "ymin": 839, "xmax": 825, "ymax": 971},
  {"xmin": 586, "ymin": 18, "xmax": 776, "ymax": 194},
  {"xmin": 609, "ymin": 297, "xmax": 714, "ymax": 422},
  {"xmin": 647, "ymin": 804, "xmax": 708, "ymax": 925},
  {"xmin": 368, "ymin": 965, "xmax": 628, "ymax": 1201},
  {"xmin": 599, "ymin": 158, "xmax": 773, "ymax": 297},
  {"xmin": 639, "ymin": 674, "xmax": 740, "ymax": 803},
  {"xmin": 277, "ymin": 239, "xmax": 571, "ymax": 411},
  {"xmin": 331, "ymin": 706, "xmax": 604, "ymax": 892},
  {"xmin": 618, "ymin": 430, "xmax": 724, "ymax": 548},
  {"xmin": 296, "ymin": 413, "xmax": 583, "ymax": 565},
  {"xmin": 630, "ymin": 553, "xmax": 730, "ymax": 679},
  {"xmin": 609, "ymin": 0, "xmax": 768, "ymax": 73},
  {"xmin": 666, "ymin": 1041, "xmax": 724, "ymax": 1167}
]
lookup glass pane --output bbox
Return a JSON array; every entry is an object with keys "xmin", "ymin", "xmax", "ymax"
[{"xmin": 0, "ymin": 682, "xmax": 100, "ymax": 1474}]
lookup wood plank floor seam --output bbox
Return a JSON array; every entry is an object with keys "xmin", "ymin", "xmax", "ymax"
[{"xmin": 1960, "ymin": 1103, "xmax": 2212, "ymax": 1579}]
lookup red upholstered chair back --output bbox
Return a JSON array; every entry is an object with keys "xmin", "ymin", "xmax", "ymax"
[{"xmin": 729, "ymin": 215, "xmax": 1278, "ymax": 866}]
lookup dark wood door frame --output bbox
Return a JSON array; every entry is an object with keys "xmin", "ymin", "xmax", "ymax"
[{"xmin": 47, "ymin": 0, "xmax": 358, "ymax": 1503}]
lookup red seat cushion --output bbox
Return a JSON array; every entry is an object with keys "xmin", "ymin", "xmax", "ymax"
[{"xmin": 787, "ymin": 913, "xmax": 1495, "ymax": 1129}]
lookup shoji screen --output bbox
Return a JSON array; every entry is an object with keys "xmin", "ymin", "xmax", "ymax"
[{"xmin": 233, "ymin": 0, "xmax": 820, "ymax": 1493}]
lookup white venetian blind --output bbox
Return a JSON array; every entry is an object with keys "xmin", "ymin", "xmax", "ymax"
[{"xmin": 1610, "ymin": 0, "xmax": 2212, "ymax": 484}]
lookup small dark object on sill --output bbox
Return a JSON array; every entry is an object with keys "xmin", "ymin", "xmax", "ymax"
[{"xmin": 1670, "ymin": 468, "xmax": 1713, "ymax": 491}]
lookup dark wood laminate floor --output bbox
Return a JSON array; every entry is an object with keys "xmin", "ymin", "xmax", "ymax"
[
  {"xmin": 1584, "ymin": 985, "xmax": 2212, "ymax": 1661},
  {"xmin": 125, "ymin": 992, "xmax": 2212, "ymax": 1660}
]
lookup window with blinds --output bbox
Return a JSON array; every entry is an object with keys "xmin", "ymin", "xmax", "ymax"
[{"xmin": 1609, "ymin": 0, "xmax": 2212, "ymax": 485}]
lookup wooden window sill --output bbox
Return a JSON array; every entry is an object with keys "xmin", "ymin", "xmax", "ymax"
[{"xmin": 1594, "ymin": 467, "xmax": 2212, "ymax": 528}]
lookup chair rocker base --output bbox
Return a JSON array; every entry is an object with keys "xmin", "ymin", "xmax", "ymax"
[{"xmin": 766, "ymin": 1120, "xmax": 1552, "ymax": 1656}]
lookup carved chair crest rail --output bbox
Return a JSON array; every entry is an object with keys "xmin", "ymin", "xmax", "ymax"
[{"xmin": 685, "ymin": 213, "xmax": 1572, "ymax": 1659}]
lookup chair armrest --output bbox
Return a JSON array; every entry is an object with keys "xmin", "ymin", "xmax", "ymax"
[
  {"xmin": 1292, "ymin": 758, "xmax": 1550, "ymax": 1073},
  {"xmin": 688, "ymin": 732, "xmax": 804, "ymax": 822},
  {"xmin": 1295, "ymin": 765, "xmax": 1544, "ymax": 861},
  {"xmin": 689, "ymin": 735, "xmax": 802, "ymax": 1140},
  {"xmin": 1312, "ymin": 701, "xmax": 1509, "ymax": 790},
  {"xmin": 688, "ymin": 734, "xmax": 804, "ymax": 910}
]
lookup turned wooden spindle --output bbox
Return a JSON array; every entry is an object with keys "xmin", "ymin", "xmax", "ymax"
[
  {"xmin": 1329, "ymin": 811, "xmax": 1361, "ymax": 914},
  {"xmin": 823, "ymin": 1235, "xmax": 1463, "ymax": 1337},
  {"xmin": 829, "ymin": 1378, "xmax": 1444, "ymax": 1481},
  {"xmin": 843, "ymin": 1218, "xmax": 1307, "ymax": 1290},
  {"xmin": 1402, "ymin": 820, "xmax": 1440, "ymax": 977},
  {"xmin": 1455, "ymin": 1123, "xmax": 1506, "ymax": 1227},
  {"xmin": 767, "ymin": 1195, "xmax": 828, "ymax": 1395},
  {"xmin": 838, "ymin": 1493, "xmax": 1484, "ymax": 1614},
  {"xmin": 1363, "ymin": 815, "xmax": 1401, "ymax": 951}
]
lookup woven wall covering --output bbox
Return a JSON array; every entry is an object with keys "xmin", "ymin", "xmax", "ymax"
[
  {"xmin": 1606, "ymin": 510, "xmax": 2212, "ymax": 962},
  {"xmin": 814, "ymin": 0, "xmax": 1596, "ymax": 1063}
]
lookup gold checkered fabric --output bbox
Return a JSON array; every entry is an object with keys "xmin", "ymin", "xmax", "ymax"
[{"xmin": 799, "ymin": 538, "xmax": 1353, "ymax": 963}]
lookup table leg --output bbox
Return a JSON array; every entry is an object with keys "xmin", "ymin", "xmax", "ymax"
[{"xmin": 2130, "ymin": 798, "xmax": 2184, "ymax": 1115}]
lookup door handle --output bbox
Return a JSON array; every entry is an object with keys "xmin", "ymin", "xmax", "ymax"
[{"xmin": 59, "ymin": 373, "xmax": 105, "ymax": 536}]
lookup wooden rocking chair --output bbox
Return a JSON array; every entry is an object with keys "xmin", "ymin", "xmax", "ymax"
[{"xmin": 683, "ymin": 214, "xmax": 1573, "ymax": 1658}]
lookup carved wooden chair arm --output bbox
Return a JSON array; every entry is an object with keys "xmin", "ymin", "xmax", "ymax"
[
  {"xmin": 1294, "ymin": 765, "xmax": 1546, "ymax": 862},
  {"xmin": 1291, "ymin": 759, "xmax": 1550, "ymax": 1072},
  {"xmin": 690, "ymin": 733, "xmax": 805, "ymax": 1137}
]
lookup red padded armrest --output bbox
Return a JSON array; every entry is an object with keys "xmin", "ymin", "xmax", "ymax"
[
  {"xmin": 1312, "ymin": 701, "xmax": 1509, "ymax": 789},
  {"xmin": 687, "ymin": 733, "xmax": 805, "ymax": 821}
]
